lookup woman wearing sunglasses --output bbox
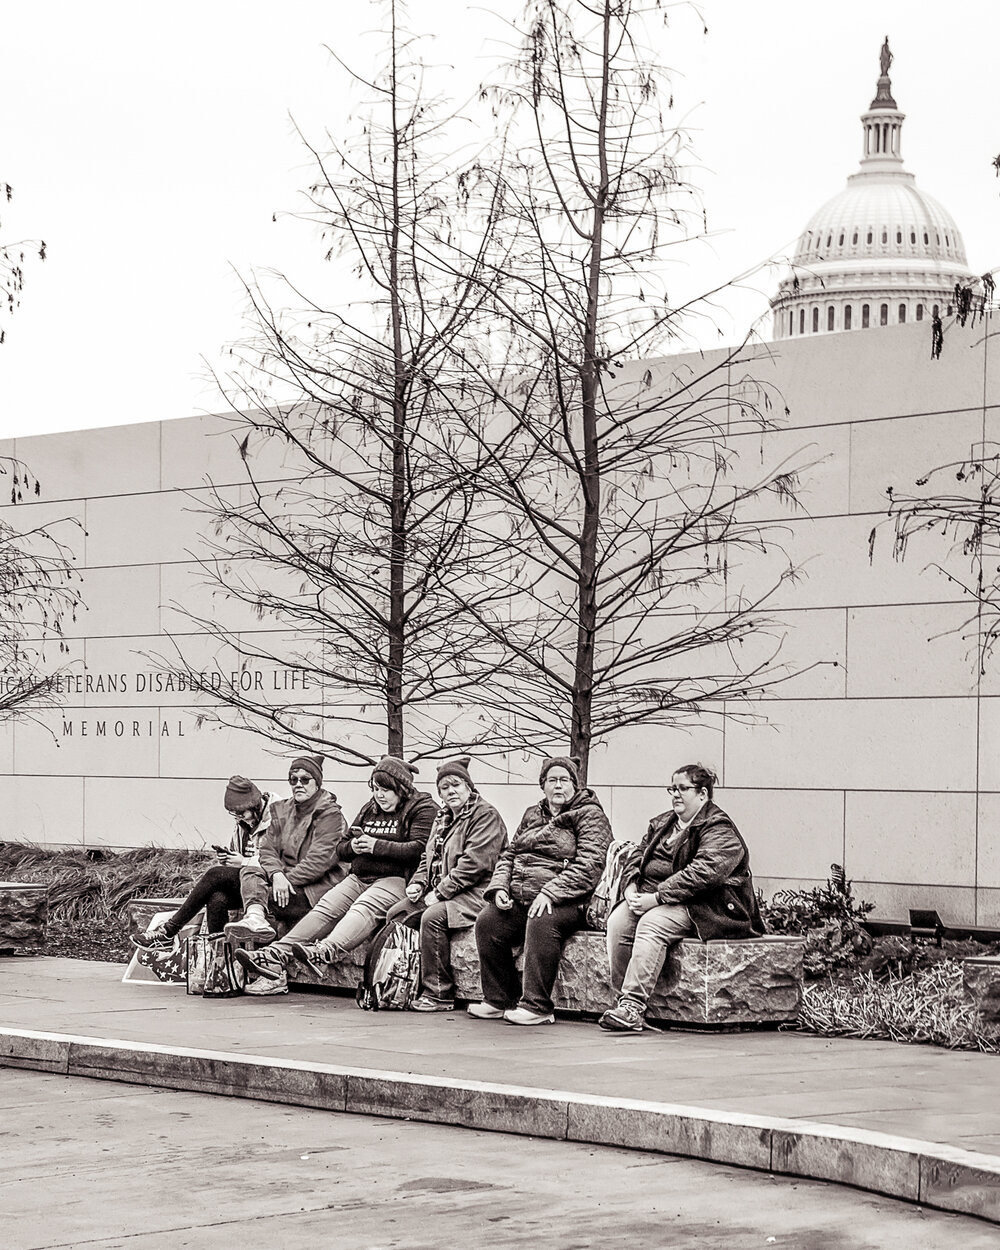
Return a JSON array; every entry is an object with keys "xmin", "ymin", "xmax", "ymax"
[
  {"xmin": 599, "ymin": 762, "xmax": 764, "ymax": 1034},
  {"xmin": 225, "ymin": 754, "xmax": 346, "ymax": 947}
]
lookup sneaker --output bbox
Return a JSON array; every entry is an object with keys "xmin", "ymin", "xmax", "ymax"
[
  {"xmin": 503, "ymin": 1006, "xmax": 555, "ymax": 1026},
  {"xmin": 466, "ymin": 1001, "xmax": 505, "ymax": 1020},
  {"xmin": 132, "ymin": 929, "xmax": 175, "ymax": 951},
  {"xmin": 244, "ymin": 969, "xmax": 288, "ymax": 996},
  {"xmin": 598, "ymin": 998, "xmax": 645, "ymax": 1033},
  {"xmin": 410, "ymin": 994, "xmax": 455, "ymax": 1013},
  {"xmin": 224, "ymin": 913, "xmax": 276, "ymax": 943},
  {"xmin": 289, "ymin": 941, "xmax": 335, "ymax": 977},
  {"xmin": 233, "ymin": 946, "xmax": 287, "ymax": 982}
]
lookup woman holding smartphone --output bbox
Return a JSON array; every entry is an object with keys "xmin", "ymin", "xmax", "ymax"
[
  {"xmin": 235, "ymin": 756, "xmax": 436, "ymax": 982},
  {"xmin": 132, "ymin": 775, "xmax": 273, "ymax": 949}
]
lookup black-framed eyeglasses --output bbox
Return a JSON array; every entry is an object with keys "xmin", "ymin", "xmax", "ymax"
[
  {"xmin": 288, "ymin": 773, "xmax": 313, "ymax": 785},
  {"xmin": 667, "ymin": 783, "xmax": 698, "ymax": 794}
]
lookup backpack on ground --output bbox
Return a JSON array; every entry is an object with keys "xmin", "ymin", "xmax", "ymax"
[
  {"xmin": 356, "ymin": 920, "xmax": 421, "ymax": 1011},
  {"xmin": 585, "ymin": 839, "xmax": 638, "ymax": 931},
  {"xmin": 185, "ymin": 933, "xmax": 247, "ymax": 999}
]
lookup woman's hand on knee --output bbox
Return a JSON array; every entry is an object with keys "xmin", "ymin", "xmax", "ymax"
[
  {"xmin": 527, "ymin": 894, "xmax": 553, "ymax": 918},
  {"xmin": 494, "ymin": 889, "xmax": 513, "ymax": 911}
]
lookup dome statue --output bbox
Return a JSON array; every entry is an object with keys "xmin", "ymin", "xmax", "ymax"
[{"xmin": 771, "ymin": 41, "xmax": 974, "ymax": 339}]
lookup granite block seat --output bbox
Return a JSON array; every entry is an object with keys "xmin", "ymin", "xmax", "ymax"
[
  {"xmin": 125, "ymin": 897, "xmax": 805, "ymax": 1026},
  {"xmin": 286, "ymin": 927, "xmax": 806, "ymax": 1027},
  {"xmin": 0, "ymin": 882, "xmax": 48, "ymax": 952}
]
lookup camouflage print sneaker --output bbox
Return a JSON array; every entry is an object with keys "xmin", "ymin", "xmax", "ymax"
[
  {"xmin": 233, "ymin": 946, "xmax": 287, "ymax": 982},
  {"xmin": 598, "ymin": 997, "xmax": 645, "ymax": 1033},
  {"xmin": 289, "ymin": 941, "xmax": 336, "ymax": 977}
]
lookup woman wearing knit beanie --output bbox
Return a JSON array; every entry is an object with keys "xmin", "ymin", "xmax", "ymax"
[
  {"xmin": 133, "ymin": 775, "xmax": 272, "ymax": 949},
  {"xmin": 235, "ymin": 756, "xmax": 437, "ymax": 984},
  {"xmin": 470, "ymin": 754, "xmax": 612, "ymax": 1025},
  {"xmin": 225, "ymin": 756, "xmax": 346, "ymax": 969},
  {"xmin": 383, "ymin": 757, "xmax": 508, "ymax": 1012}
]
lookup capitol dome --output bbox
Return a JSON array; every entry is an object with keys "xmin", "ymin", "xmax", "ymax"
[{"xmin": 771, "ymin": 41, "xmax": 974, "ymax": 339}]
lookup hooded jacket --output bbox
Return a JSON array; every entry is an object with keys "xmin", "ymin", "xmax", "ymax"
[
  {"xmin": 486, "ymin": 786, "xmax": 612, "ymax": 907},
  {"xmin": 257, "ymin": 788, "xmax": 346, "ymax": 906},
  {"xmin": 621, "ymin": 800, "xmax": 764, "ymax": 941},
  {"xmin": 409, "ymin": 793, "xmax": 508, "ymax": 928}
]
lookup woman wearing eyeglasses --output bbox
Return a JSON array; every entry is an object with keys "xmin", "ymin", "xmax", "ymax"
[
  {"xmin": 469, "ymin": 754, "xmax": 613, "ymax": 1026},
  {"xmin": 599, "ymin": 762, "xmax": 764, "ymax": 1034},
  {"xmin": 225, "ymin": 755, "xmax": 346, "ymax": 947}
]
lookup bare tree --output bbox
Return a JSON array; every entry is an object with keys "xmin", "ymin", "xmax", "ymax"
[
  {"xmin": 882, "ymin": 447, "xmax": 1000, "ymax": 675},
  {"xmin": 168, "ymin": 2, "xmax": 512, "ymax": 766},
  {"xmin": 0, "ymin": 459, "xmax": 81, "ymax": 720},
  {"xmin": 434, "ymin": 0, "xmax": 805, "ymax": 777},
  {"xmin": 1, "ymin": 182, "xmax": 45, "ymax": 345}
]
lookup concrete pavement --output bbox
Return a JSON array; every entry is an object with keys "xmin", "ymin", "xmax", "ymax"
[
  {"xmin": 7, "ymin": 1069, "xmax": 999, "ymax": 1250},
  {"xmin": 1, "ymin": 956, "xmax": 998, "ymax": 1225}
]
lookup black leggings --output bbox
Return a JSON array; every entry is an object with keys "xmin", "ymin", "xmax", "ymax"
[{"xmin": 161, "ymin": 866, "xmax": 243, "ymax": 937}]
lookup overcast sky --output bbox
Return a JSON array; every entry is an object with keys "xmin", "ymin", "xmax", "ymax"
[{"xmin": 1, "ymin": 0, "xmax": 997, "ymax": 439}]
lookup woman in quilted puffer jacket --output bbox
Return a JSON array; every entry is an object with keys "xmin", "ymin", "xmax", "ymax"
[{"xmin": 470, "ymin": 754, "xmax": 612, "ymax": 1026}]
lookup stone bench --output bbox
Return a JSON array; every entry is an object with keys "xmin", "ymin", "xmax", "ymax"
[
  {"xmin": 0, "ymin": 882, "xmax": 48, "ymax": 953},
  {"xmin": 126, "ymin": 897, "xmax": 804, "ymax": 1026},
  {"xmin": 289, "ymin": 929, "xmax": 806, "ymax": 1027}
]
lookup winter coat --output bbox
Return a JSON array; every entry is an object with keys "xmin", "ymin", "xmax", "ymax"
[
  {"xmin": 409, "ymin": 794, "xmax": 508, "ymax": 928},
  {"xmin": 620, "ymin": 801, "xmax": 764, "ymax": 941},
  {"xmin": 257, "ymin": 788, "xmax": 346, "ymax": 906},
  {"xmin": 486, "ymin": 786, "xmax": 612, "ymax": 908},
  {"xmin": 337, "ymin": 790, "xmax": 437, "ymax": 883}
]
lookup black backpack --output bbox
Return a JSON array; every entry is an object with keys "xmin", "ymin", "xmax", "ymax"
[{"xmin": 356, "ymin": 920, "xmax": 421, "ymax": 1011}]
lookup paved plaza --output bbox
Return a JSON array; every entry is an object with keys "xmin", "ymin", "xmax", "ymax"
[
  {"xmin": 2, "ymin": 956, "xmax": 999, "ymax": 1227},
  {"xmin": 6, "ymin": 1069, "xmax": 999, "ymax": 1249}
]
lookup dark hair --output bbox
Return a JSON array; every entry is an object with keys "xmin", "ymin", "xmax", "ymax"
[
  {"xmin": 673, "ymin": 762, "xmax": 717, "ymax": 803},
  {"xmin": 369, "ymin": 769, "xmax": 415, "ymax": 801}
]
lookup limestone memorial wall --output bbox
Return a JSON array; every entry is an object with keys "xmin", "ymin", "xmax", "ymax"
[{"xmin": 2, "ymin": 318, "xmax": 998, "ymax": 924}]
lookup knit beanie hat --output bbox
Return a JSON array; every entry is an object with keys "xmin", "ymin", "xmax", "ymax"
[
  {"xmin": 288, "ymin": 754, "xmax": 324, "ymax": 785},
  {"xmin": 538, "ymin": 755, "xmax": 581, "ymax": 787},
  {"xmin": 436, "ymin": 756, "xmax": 475, "ymax": 791},
  {"xmin": 223, "ymin": 775, "xmax": 263, "ymax": 813},
  {"xmin": 371, "ymin": 755, "xmax": 418, "ymax": 788}
]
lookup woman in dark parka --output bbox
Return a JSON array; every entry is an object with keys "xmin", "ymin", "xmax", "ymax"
[
  {"xmin": 599, "ymin": 762, "xmax": 763, "ymax": 1033},
  {"xmin": 470, "ymin": 754, "xmax": 612, "ymax": 1026}
]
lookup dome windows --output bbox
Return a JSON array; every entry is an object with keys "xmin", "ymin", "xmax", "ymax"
[
  {"xmin": 827, "ymin": 306, "xmax": 835, "ymax": 331},
  {"xmin": 880, "ymin": 303, "xmax": 888, "ymax": 325},
  {"xmin": 916, "ymin": 304, "xmax": 924, "ymax": 321},
  {"xmin": 896, "ymin": 230, "xmax": 902, "ymax": 244},
  {"xmin": 867, "ymin": 230, "xmax": 873, "ymax": 245},
  {"xmin": 844, "ymin": 305, "xmax": 853, "ymax": 330},
  {"xmin": 852, "ymin": 230, "xmax": 858, "ymax": 245},
  {"xmin": 812, "ymin": 307, "xmax": 820, "ymax": 333},
  {"xmin": 862, "ymin": 304, "xmax": 870, "ymax": 328},
  {"xmin": 898, "ymin": 304, "xmax": 906, "ymax": 323}
]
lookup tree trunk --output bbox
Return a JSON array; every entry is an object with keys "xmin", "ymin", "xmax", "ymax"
[
  {"xmin": 386, "ymin": 1, "xmax": 406, "ymax": 759},
  {"xmin": 569, "ymin": 0, "xmax": 612, "ymax": 785}
]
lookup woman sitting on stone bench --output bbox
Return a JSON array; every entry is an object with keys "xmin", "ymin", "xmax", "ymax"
[
  {"xmin": 599, "ymin": 762, "xmax": 764, "ymax": 1034},
  {"xmin": 234, "ymin": 756, "xmax": 436, "ymax": 984},
  {"xmin": 385, "ymin": 756, "xmax": 508, "ymax": 1013},
  {"xmin": 469, "ymin": 754, "xmax": 612, "ymax": 1026},
  {"xmin": 132, "ymin": 775, "xmax": 274, "ymax": 949}
]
